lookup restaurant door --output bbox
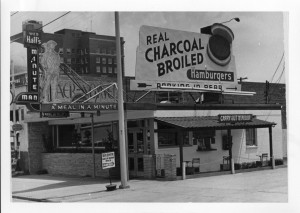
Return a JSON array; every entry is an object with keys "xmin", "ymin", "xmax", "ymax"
[{"xmin": 127, "ymin": 129, "xmax": 145, "ymax": 178}]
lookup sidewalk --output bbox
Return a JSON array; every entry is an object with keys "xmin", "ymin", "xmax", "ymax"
[{"xmin": 12, "ymin": 167, "xmax": 288, "ymax": 202}]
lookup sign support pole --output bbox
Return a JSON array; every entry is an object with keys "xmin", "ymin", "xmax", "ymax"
[
  {"xmin": 115, "ymin": 11, "xmax": 129, "ymax": 189},
  {"xmin": 91, "ymin": 113, "xmax": 96, "ymax": 178}
]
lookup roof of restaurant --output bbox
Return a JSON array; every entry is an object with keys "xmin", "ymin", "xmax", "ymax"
[{"xmin": 155, "ymin": 116, "xmax": 276, "ymax": 129}]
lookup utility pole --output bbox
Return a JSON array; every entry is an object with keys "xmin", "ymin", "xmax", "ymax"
[{"xmin": 115, "ymin": 11, "xmax": 129, "ymax": 189}]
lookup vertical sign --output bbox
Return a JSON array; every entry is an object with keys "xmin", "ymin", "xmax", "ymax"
[{"xmin": 27, "ymin": 48, "xmax": 39, "ymax": 93}]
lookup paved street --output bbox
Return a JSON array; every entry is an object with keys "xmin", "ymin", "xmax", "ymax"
[{"xmin": 11, "ymin": 167, "xmax": 287, "ymax": 202}]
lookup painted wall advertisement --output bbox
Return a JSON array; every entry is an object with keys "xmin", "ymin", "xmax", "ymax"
[{"xmin": 131, "ymin": 25, "xmax": 239, "ymax": 91}]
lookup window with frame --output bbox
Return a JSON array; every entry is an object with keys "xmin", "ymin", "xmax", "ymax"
[
  {"xmin": 158, "ymin": 131, "xmax": 178, "ymax": 147},
  {"xmin": 246, "ymin": 128, "xmax": 257, "ymax": 146},
  {"xmin": 96, "ymin": 48, "xmax": 100, "ymax": 54},
  {"xmin": 60, "ymin": 57, "xmax": 64, "ymax": 63},
  {"xmin": 102, "ymin": 66, "xmax": 107, "ymax": 73},
  {"xmin": 66, "ymin": 48, "xmax": 71, "ymax": 54},
  {"xmin": 192, "ymin": 130, "xmax": 216, "ymax": 151},
  {"xmin": 71, "ymin": 58, "xmax": 76, "ymax": 64},
  {"xmin": 108, "ymin": 67, "xmax": 112, "ymax": 74},
  {"xmin": 108, "ymin": 58, "xmax": 112, "ymax": 64},
  {"xmin": 71, "ymin": 48, "xmax": 75, "ymax": 54},
  {"xmin": 96, "ymin": 66, "xmax": 101, "ymax": 73},
  {"xmin": 76, "ymin": 58, "xmax": 80, "ymax": 64},
  {"xmin": 101, "ymin": 48, "xmax": 106, "ymax": 54},
  {"xmin": 85, "ymin": 58, "xmax": 88, "ymax": 63},
  {"xmin": 96, "ymin": 57, "xmax": 101, "ymax": 63},
  {"xmin": 102, "ymin": 57, "xmax": 106, "ymax": 64},
  {"xmin": 66, "ymin": 58, "xmax": 71, "ymax": 64}
]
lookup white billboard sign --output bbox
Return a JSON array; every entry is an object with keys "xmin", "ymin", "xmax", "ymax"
[
  {"xmin": 102, "ymin": 152, "xmax": 115, "ymax": 169},
  {"xmin": 131, "ymin": 25, "xmax": 239, "ymax": 91}
]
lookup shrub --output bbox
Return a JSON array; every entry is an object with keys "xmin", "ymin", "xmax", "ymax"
[
  {"xmin": 36, "ymin": 169, "xmax": 48, "ymax": 175},
  {"xmin": 234, "ymin": 163, "xmax": 241, "ymax": 170},
  {"xmin": 275, "ymin": 159, "xmax": 284, "ymax": 165},
  {"xmin": 241, "ymin": 162, "xmax": 249, "ymax": 169}
]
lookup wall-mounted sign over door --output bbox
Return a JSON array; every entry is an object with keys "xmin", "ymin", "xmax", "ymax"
[{"xmin": 218, "ymin": 114, "xmax": 253, "ymax": 123}]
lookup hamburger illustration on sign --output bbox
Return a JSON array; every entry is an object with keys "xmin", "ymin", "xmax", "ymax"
[{"xmin": 130, "ymin": 25, "xmax": 240, "ymax": 92}]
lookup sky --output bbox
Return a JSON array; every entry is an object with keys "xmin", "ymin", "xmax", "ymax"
[{"xmin": 10, "ymin": 11, "xmax": 286, "ymax": 83}]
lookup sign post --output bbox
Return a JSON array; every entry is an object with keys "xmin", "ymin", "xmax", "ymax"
[{"xmin": 102, "ymin": 152, "xmax": 116, "ymax": 191}]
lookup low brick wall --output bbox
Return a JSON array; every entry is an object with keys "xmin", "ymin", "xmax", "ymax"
[{"xmin": 42, "ymin": 153, "xmax": 120, "ymax": 178}]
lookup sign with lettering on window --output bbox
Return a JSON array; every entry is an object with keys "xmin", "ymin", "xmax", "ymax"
[
  {"xmin": 218, "ymin": 114, "xmax": 253, "ymax": 123},
  {"xmin": 102, "ymin": 152, "xmax": 115, "ymax": 169}
]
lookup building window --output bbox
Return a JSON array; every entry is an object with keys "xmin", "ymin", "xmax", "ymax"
[
  {"xmin": 102, "ymin": 57, "xmax": 106, "ymax": 64},
  {"xmin": 96, "ymin": 57, "xmax": 101, "ymax": 63},
  {"xmin": 85, "ymin": 48, "xmax": 89, "ymax": 54},
  {"xmin": 60, "ymin": 57, "xmax": 64, "ymax": 63},
  {"xmin": 67, "ymin": 58, "xmax": 71, "ymax": 64},
  {"xmin": 102, "ymin": 66, "xmax": 107, "ymax": 73},
  {"xmin": 107, "ymin": 49, "xmax": 111, "ymax": 55},
  {"xmin": 76, "ymin": 58, "xmax": 80, "ymax": 64},
  {"xmin": 66, "ymin": 48, "xmax": 71, "ymax": 54},
  {"xmin": 96, "ymin": 66, "xmax": 101, "ymax": 73},
  {"xmin": 80, "ymin": 49, "xmax": 84, "ymax": 55},
  {"xmin": 193, "ymin": 130, "xmax": 215, "ymax": 151},
  {"xmin": 85, "ymin": 67, "xmax": 88, "ymax": 73},
  {"xmin": 77, "ymin": 49, "xmax": 81, "ymax": 54},
  {"xmin": 58, "ymin": 125, "xmax": 75, "ymax": 147},
  {"xmin": 71, "ymin": 58, "xmax": 76, "ymax": 64},
  {"xmin": 108, "ymin": 67, "xmax": 112, "ymax": 74},
  {"xmin": 58, "ymin": 48, "xmax": 63, "ymax": 54},
  {"xmin": 96, "ymin": 48, "xmax": 100, "ymax": 54},
  {"xmin": 158, "ymin": 131, "xmax": 178, "ymax": 147},
  {"xmin": 112, "ymin": 49, "xmax": 116, "ymax": 55},
  {"xmin": 108, "ymin": 58, "xmax": 112, "ymax": 64},
  {"xmin": 113, "ymin": 58, "xmax": 117, "ymax": 64},
  {"xmin": 101, "ymin": 48, "xmax": 106, "ymax": 54},
  {"xmin": 246, "ymin": 128, "xmax": 257, "ymax": 146},
  {"xmin": 85, "ymin": 58, "xmax": 88, "ymax": 63},
  {"xmin": 72, "ymin": 48, "xmax": 75, "ymax": 54}
]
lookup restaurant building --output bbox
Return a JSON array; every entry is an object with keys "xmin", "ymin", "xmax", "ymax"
[{"xmin": 11, "ymin": 22, "xmax": 286, "ymax": 180}]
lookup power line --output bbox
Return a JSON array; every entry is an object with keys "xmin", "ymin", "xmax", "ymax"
[
  {"xmin": 11, "ymin": 11, "xmax": 71, "ymax": 44},
  {"xmin": 36, "ymin": 11, "xmax": 71, "ymax": 30},
  {"xmin": 11, "ymin": 11, "xmax": 19, "ymax": 16},
  {"xmin": 270, "ymin": 52, "xmax": 284, "ymax": 83}
]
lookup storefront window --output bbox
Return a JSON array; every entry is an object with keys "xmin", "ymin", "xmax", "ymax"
[
  {"xmin": 158, "ymin": 131, "xmax": 178, "ymax": 147},
  {"xmin": 58, "ymin": 125, "xmax": 76, "ymax": 147},
  {"xmin": 57, "ymin": 123, "xmax": 116, "ymax": 148},
  {"xmin": 192, "ymin": 130, "xmax": 215, "ymax": 151}
]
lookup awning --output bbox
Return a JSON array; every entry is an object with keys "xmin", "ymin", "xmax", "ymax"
[{"xmin": 155, "ymin": 116, "xmax": 276, "ymax": 129}]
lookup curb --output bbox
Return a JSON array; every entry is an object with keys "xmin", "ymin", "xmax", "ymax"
[{"xmin": 12, "ymin": 195, "xmax": 54, "ymax": 202}]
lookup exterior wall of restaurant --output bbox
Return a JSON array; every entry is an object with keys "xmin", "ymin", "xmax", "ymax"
[
  {"xmin": 154, "ymin": 109, "xmax": 283, "ymax": 173},
  {"xmin": 42, "ymin": 153, "xmax": 120, "ymax": 178}
]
